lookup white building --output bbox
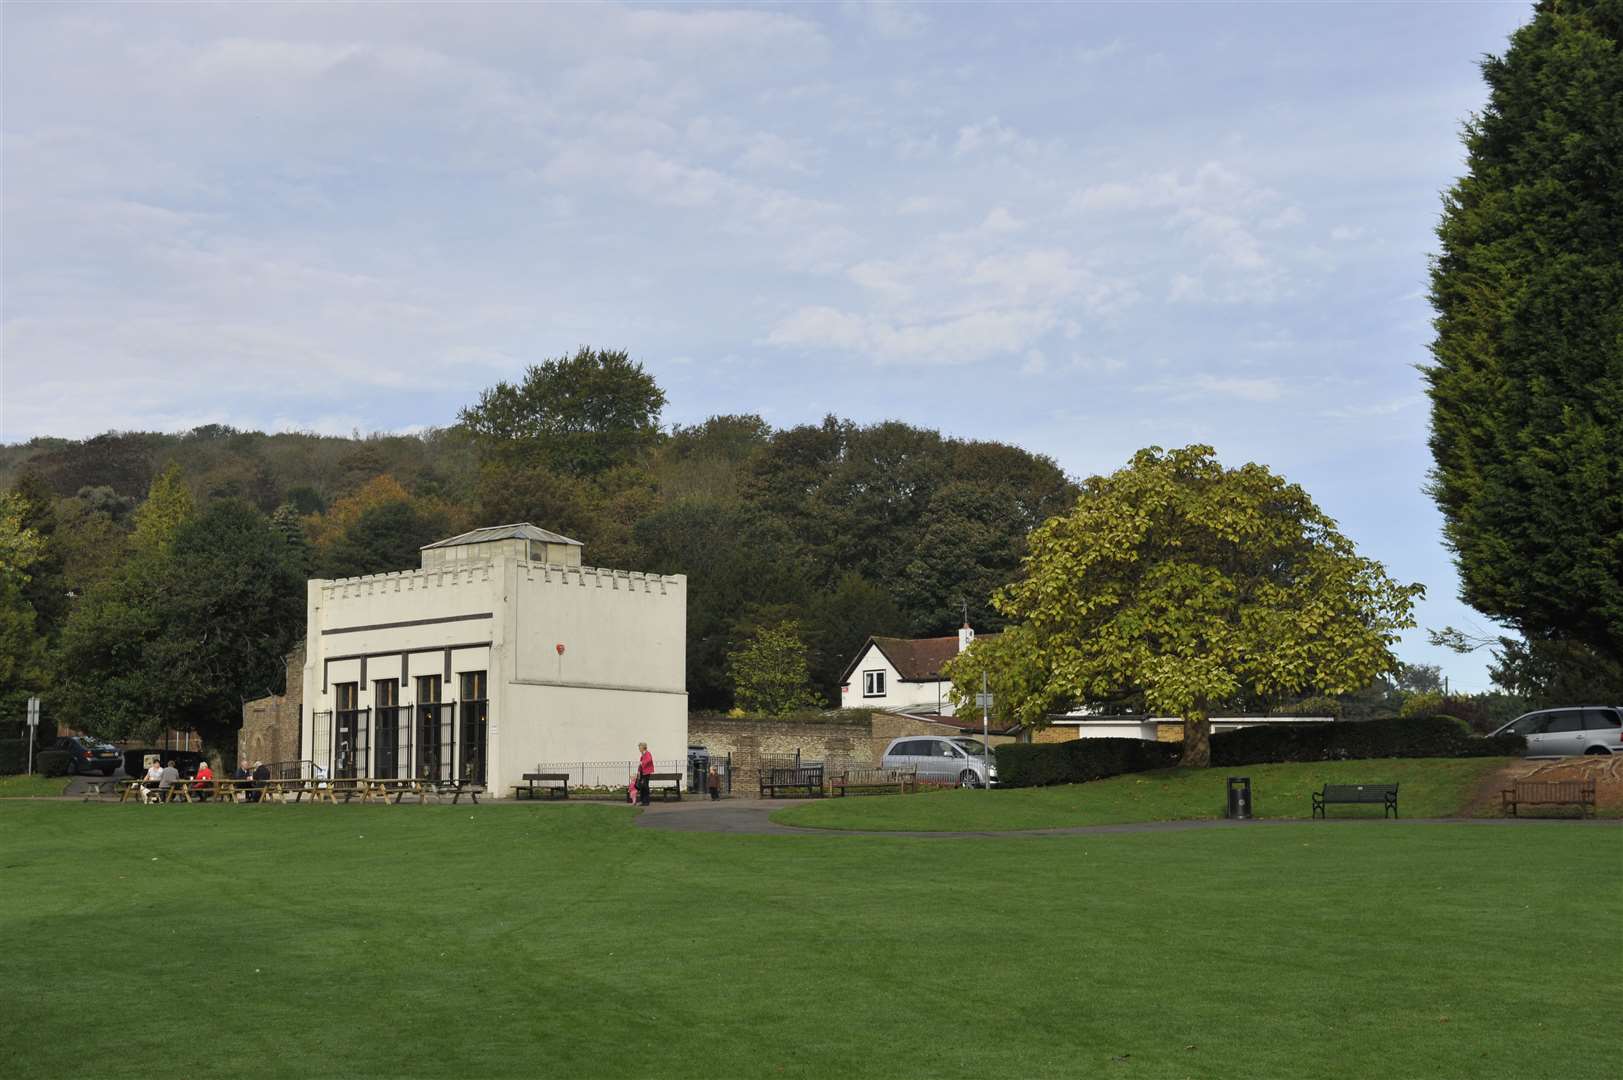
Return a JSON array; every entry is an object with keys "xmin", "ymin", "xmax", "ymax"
[
  {"xmin": 300, "ymin": 523, "xmax": 686, "ymax": 794},
  {"xmin": 838, "ymin": 625, "xmax": 992, "ymax": 717}
]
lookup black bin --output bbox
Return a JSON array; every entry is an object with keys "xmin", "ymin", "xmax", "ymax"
[
  {"xmin": 1226, "ymin": 776, "xmax": 1253, "ymax": 820},
  {"xmin": 687, "ymin": 746, "xmax": 710, "ymax": 794}
]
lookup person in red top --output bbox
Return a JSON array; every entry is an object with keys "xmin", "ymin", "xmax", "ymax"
[
  {"xmin": 193, "ymin": 760, "xmax": 215, "ymax": 802},
  {"xmin": 636, "ymin": 742, "xmax": 654, "ymax": 806}
]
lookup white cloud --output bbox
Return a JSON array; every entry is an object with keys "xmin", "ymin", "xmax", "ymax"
[
  {"xmin": 843, "ymin": 1, "xmax": 930, "ymax": 40},
  {"xmin": 954, "ymin": 116, "xmax": 1033, "ymax": 157},
  {"xmin": 1078, "ymin": 38, "xmax": 1126, "ymax": 64},
  {"xmin": 1020, "ymin": 349, "xmax": 1048, "ymax": 376}
]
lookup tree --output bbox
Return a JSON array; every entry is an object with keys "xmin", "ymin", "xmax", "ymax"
[
  {"xmin": 727, "ymin": 619, "xmax": 817, "ymax": 716},
  {"xmin": 53, "ymin": 502, "xmax": 306, "ymax": 755},
  {"xmin": 0, "ymin": 492, "xmax": 48, "ymax": 719},
  {"xmin": 633, "ymin": 499, "xmax": 809, "ymax": 709},
  {"xmin": 130, "ymin": 463, "xmax": 194, "ymax": 553},
  {"xmin": 944, "ymin": 446, "xmax": 1424, "ymax": 766},
  {"xmin": 1425, "ymin": 0, "xmax": 1623, "ymax": 669},
  {"xmin": 320, "ymin": 499, "xmax": 454, "ymax": 578},
  {"xmin": 459, "ymin": 347, "xmax": 667, "ymax": 475}
]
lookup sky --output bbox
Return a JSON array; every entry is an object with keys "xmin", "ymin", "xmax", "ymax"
[{"xmin": 1, "ymin": 1, "xmax": 1536, "ymax": 689}]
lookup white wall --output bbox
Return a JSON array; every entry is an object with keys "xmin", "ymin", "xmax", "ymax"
[{"xmin": 301, "ymin": 552, "xmax": 687, "ymax": 794}]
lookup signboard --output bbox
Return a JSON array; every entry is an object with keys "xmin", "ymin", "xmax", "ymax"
[
  {"xmin": 26, "ymin": 696, "xmax": 40, "ymax": 727},
  {"xmin": 975, "ymin": 693, "xmax": 993, "ymax": 709}
]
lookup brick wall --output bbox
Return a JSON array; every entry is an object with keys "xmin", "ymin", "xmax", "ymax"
[{"xmin": 240, "ymin": 644, "xmax": 304, "ymax": 769}]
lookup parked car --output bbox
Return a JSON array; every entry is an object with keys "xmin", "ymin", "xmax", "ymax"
[
  {"xmin": 881, "ymin": 736, "xmax": 998, "ymax": 787},
  {"xmin": 51, "ymin": 736, "xmax": 123, "ymax": 776},
  {"xmin": 1488, "ymin": 707, "xmax": 1623, "ymax": 756}
]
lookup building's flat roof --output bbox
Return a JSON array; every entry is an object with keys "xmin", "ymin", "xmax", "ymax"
[{"xmin": 420, "ymin": 522, "xmax": 583, "ymax": 550}]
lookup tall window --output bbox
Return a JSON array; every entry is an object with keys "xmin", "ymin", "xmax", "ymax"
[
  {"xmin": 334, "ymin": 682, "xmax": 364, "ymax": 778},
  {"xmin": 863, "ymin": 670, "xmax": 886, "ymax": 697},
  {"xmin": 374, "ymin": 679, "xmax": 401, "ymax": 779},
  {"xmin": 459, "ymin": 671, "xmax": 488, "ymax": 784},
  {"xmin": 415, "ymin": 675, "xmax": 444, "ymax": 780}
]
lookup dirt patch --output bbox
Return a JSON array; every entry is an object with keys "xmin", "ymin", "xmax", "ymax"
[{"xmin": 1465, "ymin": 755, "xmax": 1623, "ymax": 817}]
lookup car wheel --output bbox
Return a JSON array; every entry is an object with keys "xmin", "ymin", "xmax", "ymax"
[
  {"xmin": 958, "ymin": 769, "xmax": 980, "ymax": 789},
  {"xmin": 1584, "ymin": 747, "xmax": 1610, "ymax": 755}
]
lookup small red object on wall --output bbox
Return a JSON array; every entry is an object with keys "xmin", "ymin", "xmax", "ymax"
[{"xmin": 556, "ymin": 643, "xmax": 566, "ymax": 655}]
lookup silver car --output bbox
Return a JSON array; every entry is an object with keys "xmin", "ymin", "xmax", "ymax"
[
  {"xmin": 881, "ymin": 736, "xmax": 998, "ymax": 787},
  {"xmin": 1489, "ymin": 707, "xmax": 1623, "ymax": 756}
]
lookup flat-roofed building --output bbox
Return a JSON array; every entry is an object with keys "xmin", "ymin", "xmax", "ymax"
[{"xmin": 300, "ymin": 523, "xmax": 686, "ymax": 793}]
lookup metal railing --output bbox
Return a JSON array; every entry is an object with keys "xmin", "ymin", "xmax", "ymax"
[{"xmin": 533, "ymin": 759, "xmax": 689, "ymax": 795}]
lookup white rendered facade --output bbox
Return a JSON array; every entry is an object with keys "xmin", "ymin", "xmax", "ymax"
[{"xmin": 300, "ymin": 525, "xmax": 686, "ymax": 794}]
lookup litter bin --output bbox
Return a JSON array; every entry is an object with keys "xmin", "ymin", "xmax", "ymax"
[
  {"xmin": 1226, "ymin": 776, "xmax": 1252, "ymax": 820},
  {"xmin": 687, "ymin": 746, "xmax": 710, "ymax": 795}
]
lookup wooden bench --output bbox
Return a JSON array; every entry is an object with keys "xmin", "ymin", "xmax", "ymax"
[
  {"xmin": 1312, "ymin": 783, "xmax": 1399, "ymax": 818},
  {"xmin": 830, "ymin": 767, "xmax": 916, "ymax": 797},
  {"xmin": 1502, "ymin": 778, "xmax": 1596, "ymax": 818},
  {"xmin": 759, "ymin": 765, "xmax": 824, "ymax": 798},
  {"xmin": 514, "ymin": 772, "xmax": 570, "ymax": 800},
  {"xmin": 646, "ymin": 772, "xmax": 682, "ymax": 801}
]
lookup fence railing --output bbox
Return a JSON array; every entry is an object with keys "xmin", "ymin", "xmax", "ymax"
[{"xmin": 533, "ymin": 759, "xmax": 691, "ymax": 793}]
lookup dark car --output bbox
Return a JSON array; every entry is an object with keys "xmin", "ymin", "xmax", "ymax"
[{"xmin": 52, "ymin": 736, "xmax": 123, "ymax": 776}]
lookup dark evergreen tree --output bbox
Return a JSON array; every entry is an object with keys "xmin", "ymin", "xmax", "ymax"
[{"xmin": 1425, "ymin": 0, "xmax": 1623, "ymax": 668}]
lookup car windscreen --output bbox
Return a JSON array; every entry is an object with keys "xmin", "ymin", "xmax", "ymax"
[{"xmin": 952, "ymin": 740, "xmax": 988, "ymax": 756}]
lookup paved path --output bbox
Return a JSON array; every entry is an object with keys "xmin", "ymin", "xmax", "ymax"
[{"xmin": 631, "ymin": 797, "xmax": 1623, "ymax": 839}]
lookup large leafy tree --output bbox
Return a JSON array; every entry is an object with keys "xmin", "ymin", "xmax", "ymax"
[
  {"xmin": 944, "ymin": 446, "xmax": 1424, "ymax": 766},
  {"xmin": 1425, "ymin": 0, "xmax": 1623, "ymax": 667},
  {"xmin": 0, "ymin": 492, "xmax": 49, "ymax": 721},
  {"xmin": 459, "ymin": 347, "xmax": 667, "ymax": 476},
  {"xmin": 53, "ymin": 502, "xmax": 306, "ymax": 755}
]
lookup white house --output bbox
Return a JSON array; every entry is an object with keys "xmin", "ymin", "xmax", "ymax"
[
  {"xmin": 300, "ymin": 523, "xmax": 686, "ymax": 794},
  {"xmin": 838, "ymin": 625, "xmax": 993, "ymax": 717}
]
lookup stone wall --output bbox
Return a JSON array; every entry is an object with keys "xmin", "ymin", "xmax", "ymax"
[
  {"xmin": 688, "ymin": 712, "xmax": 1014, "ymax": 795},
  {"xmin": 240, "ymin": 644, "xmax": 304, "ymax": 769}
]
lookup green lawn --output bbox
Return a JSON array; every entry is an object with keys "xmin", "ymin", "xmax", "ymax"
[
  {"xmin": 774, "ymin": 757, "xmax": 1516, "ymax": 831},
  {"xmin": 0, "ymin": 773, "xmax": 70, "ymax": 798},
  {"xmin": 1, "ymin": 802, "xmax": 1619, "ymax": 1079}
]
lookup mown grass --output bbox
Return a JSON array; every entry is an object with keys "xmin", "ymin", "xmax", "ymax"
[
  {"xmin": 0, "ymin": 773, "xmax": 70, "ymax": 798},
  {"xmin": 773, "ymin": 757, "xmax": 1513, "ymax": 831},
  {"xmin": 1, "ymin": 800, "xmax": 1618, "ymax": 1079}
]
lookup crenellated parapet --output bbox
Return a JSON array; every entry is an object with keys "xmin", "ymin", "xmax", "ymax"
[
  {"xmin": 318, "ymin": 562, "xmax": 494, "ymax": 600},
  {"xmin": 521, "ymin": 561, "xmax": 683, "ymax": 596}
]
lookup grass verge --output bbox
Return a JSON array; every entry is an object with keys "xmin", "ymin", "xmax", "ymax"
[
  {"xmin": 772, "ymin": 757, "xmax": 1513, "ymax": 831},
  {"xmin": 1, "ymin": 800, "xmax": 1619, "ymax": 1079},
  {"xmin": 0, "ymin": 773, "xmax": 70, "ymax": 798}
]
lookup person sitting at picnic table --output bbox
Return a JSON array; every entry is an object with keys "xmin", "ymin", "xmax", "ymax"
[
  {"xmin": 158, "ymin": 760, "xmax": 180, "ymax": 802},
  {"xmin": 140, "ymin": 761, "xmax": 164, "ymax": 801},
  {"xmin": 192, "ymin": 759, "xmax": 215, "ymax": 801},
  {"xmin": 248, "ymin": 760, "xmax": 270, "ymax": 803}
]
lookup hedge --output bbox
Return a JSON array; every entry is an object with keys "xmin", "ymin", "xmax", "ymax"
[
  {"xmin": 1209, "ymin": 716, "xmax": 1524, "ymax": 766},
  {"xmin": 994, "ymin": 717, "xmax": 1526, "ymax": 788},
  {"xmin": 0, "ymin": 738, "xmax": 30, "ymax": 774},
  {"xmin": 34, "ymin": 750, "xmax": 72, "ymax": 777},
  {"xmin": 995, "ymin": 738, "xmax": 1182, "ymax": 788}
]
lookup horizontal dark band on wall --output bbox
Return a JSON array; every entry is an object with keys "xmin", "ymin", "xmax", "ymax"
[
  {"xmin": 324, "ymin": 642, "xmax": 492, "ymax": 665},
  {"xmin": 321, "ymin": 612, "xmax": 493, "ymax": 636}
]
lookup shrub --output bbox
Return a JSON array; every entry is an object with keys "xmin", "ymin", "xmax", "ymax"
[
  {"xmin": 34, "ymin": 750, "xmax": 72, "ymax": 777},
  {"xmin": 1209, "ymin": 716, "xmax": 1524, "ymax": 766},
  {"xmin": 995, "ymin": 738, "xmax": 1182, "ymax": 788},
  {"xmin": 1399, "ymin": 692, "xmax": 1444, "ymax": 719},
  {"xmin": 1269, "ymin": 696, "xmax": 1343, "ymax": 719},
  {"xmin": 0, "ymin": 738, "xmax": 31, "ymax": 774}
]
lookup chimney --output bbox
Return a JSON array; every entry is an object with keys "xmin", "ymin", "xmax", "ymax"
[{"xmin": 958, "ymin": 622, "xmax": 975, "ymax": 653}]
